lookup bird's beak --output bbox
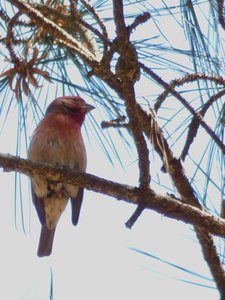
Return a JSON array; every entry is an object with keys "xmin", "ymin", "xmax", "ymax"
[{"xmin": 82, "ymin": 104, "xmax": 95, "ymax": 113}]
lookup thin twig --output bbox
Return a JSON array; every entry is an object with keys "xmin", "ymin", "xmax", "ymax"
[
  {"xmin": 140, "ymin": 63, "xmax": 225, "ymax": 156},
  {"xmin": 5, "ymin": 12, "xmax": 22, "ymax": 64},
  {"xmin": 154, "ymin": 73, "xmax": 225, "ymax": 111},
  {"xmin": 101, "ymin": 116, "xmax": 129, "ymax": 129},
  {"xmin": 181, "ymin": 89, "xmax": 225, "ymax": 160},
  {"xmin": 125, "ymin": 204, "xmax": 145, "ymax": 229},
  {"xmin": 79, "ymin": 0, "xmax": 109, "ymax": 51},
  {"xmin": 127, "ymin": 12, "xmax": 151, "ymax": 34}
]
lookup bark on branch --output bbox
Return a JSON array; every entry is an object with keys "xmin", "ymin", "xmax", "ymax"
[{"xmin": 1, "ymin": 152, "xmax": 225, "ymax": 238}]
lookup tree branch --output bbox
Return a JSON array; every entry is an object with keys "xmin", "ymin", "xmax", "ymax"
[
  {"xmin": 113, "ymin": 0, "xmax": 128, "ymax": 42},
  {"xmin": 135, "ymin": 100, "xmax": 225, "ymax": 295},
  {"xmin": 112, "ymin": 1, "xmax": 149, "ymax": 189},
  {"xmin": 181, "ymin": 89, "xmax": 225, "ymax": 160},
  {"xmin": 127, "ymin": 12, "xmax": 151, "ymax": 35},
  {"xmin": 140, "ymin": 63, "xmax": 225, "ymax": 156},
  {"xmin": 6, "ymin": 0, "xmax": 100, "ymax": 64},
  {"xmin": 217, "ymin": 0, "xmax": 225, "ymax": 31},
  {"xmin": 1, "ymin": 153, "xmax": 225, "ymax": 239}
]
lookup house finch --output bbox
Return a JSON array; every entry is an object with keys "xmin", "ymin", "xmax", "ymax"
[{"xmin": 28, "ymin": 96, "xmax": 94, "ymax": 257}]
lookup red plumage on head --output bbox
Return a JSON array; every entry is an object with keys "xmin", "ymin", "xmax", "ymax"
[{"xmin": 46, "ymin": 96, "xmax": 95, "ymax": 125}]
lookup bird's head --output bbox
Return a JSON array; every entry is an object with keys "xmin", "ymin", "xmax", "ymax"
[{"xmin": 46, "ymin": 96, "xmax": 95, "ymax": 125}]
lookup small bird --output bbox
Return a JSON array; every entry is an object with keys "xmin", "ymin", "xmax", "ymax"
[{"xmin": 28, "ymin": 96, "xmax": 94, "ymax": 257}]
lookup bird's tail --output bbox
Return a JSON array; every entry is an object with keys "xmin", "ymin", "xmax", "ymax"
[{"xmin": 38, "ymin": 226, "xmax": 56, "ymax": 257}]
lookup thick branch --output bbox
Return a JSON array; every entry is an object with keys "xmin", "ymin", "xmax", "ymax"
[
  {"xmin": 119, "ymin": 87, "xmax": 150, "ymax": 189},
  {"xmin": 112, "ymin": 1, "xmax": 149, "ymax": 188},
  {"xmin": 113, "ymin": 0, "xmax": 128, "ymax": 42},
  {"xmin": 1, "ymin": 153, "xmax": 225, "ymax": 238}
]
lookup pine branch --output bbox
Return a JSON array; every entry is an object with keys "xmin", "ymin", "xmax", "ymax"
[
  {"xmin": 140, "ymin": 64, "xmax": 225, "ymax": 156},
  {"xmin": 0, "ymin": 152, "xmax": 225, "ymax": 238},
  {"xmin": 6, "ymin": 0, "xmax": 100, "ymax": 64}
]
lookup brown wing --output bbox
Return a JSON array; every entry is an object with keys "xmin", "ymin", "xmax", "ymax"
[{"xmin": 70, "ymin": 188, "xmax": 84, "ymax": 226}]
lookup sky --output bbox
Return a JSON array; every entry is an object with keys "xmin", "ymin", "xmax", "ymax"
[{"xmin": 0, "ymin": 1, "xmax": 223, "ymax": 299}]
